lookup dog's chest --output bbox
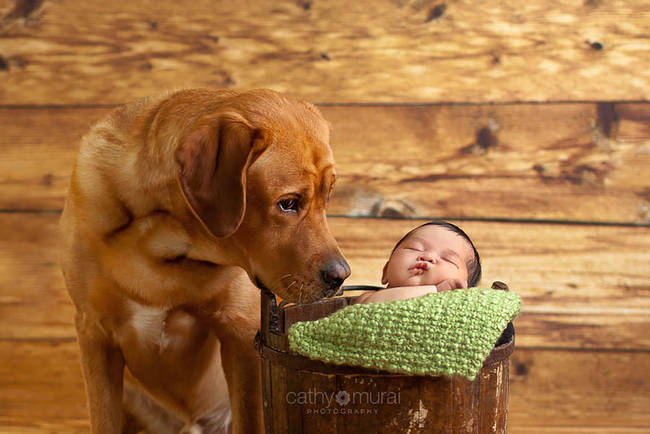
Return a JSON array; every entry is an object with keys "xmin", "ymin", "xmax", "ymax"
[
  {"xmin": 122, "ymin": 301, "xmax": 210, "ymax": 354},
  {"xmin": 126, "ymin": 303, "xmax": 171, "ymax": 349},
  {"xmin": 118, "ymin": 300, "xmax": 228, "ymax": 421}
]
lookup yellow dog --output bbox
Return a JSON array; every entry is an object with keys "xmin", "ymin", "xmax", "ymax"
[{"xmin": 59, "ymin": 89, "xmax": 350, "ymax": 433}]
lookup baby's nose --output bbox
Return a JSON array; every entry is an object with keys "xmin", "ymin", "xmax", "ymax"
[{"xmin": 418, "ymin": 252, "xmax": 437, "ymax": 263}]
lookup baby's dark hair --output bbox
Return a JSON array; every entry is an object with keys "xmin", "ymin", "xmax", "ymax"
[{"xmin": 391, "ymin": 221, "xmax": 482, "ymax": 287}]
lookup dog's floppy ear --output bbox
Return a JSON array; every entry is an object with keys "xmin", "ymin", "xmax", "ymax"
[{"xmin": 175, "ymin": 112, "xmax": 268, "ymax": 238}]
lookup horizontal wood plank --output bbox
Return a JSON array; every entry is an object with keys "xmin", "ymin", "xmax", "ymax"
[
  {"xmin": 508, "ymin": 425, "xmax": 648, "ymax": 434},
  {"xmin": 327, "ymin": 103, "xmax": 650, "ymax": 224},
  {"xmin": 509, "ymin": 312, "xmax": 650, "ymax": 351},
  {"xmin": 1, "ymin": 214, "xmax": 648, "ymax": 351},
  {"xmin": 0, "ymin": 213, "xmax": 75, "ymax": 339},
  {"xmin": 1, "ymin": 341, "xmax": 648, "ymax": 431},
  {"xmin": 0, "ymin": 0, "xmax": 648, "ymax": 104},
  {"xmin": 510, "ymin": 430, "xmax": 650, "ymax": 434},
  {"xmin": 508, "ymin": 348, "xmax": 650, "ymax": 429},
  {"xmin": 2, "ymin": 103, "xmax": 649, "ymax": 224},
  {"xmin": 0, "ymin": 107, "xmax": 103, "ymax": 211},
  {"xmin": 0, "ymin": 340, "xmax": 89, "ymax": 432}
]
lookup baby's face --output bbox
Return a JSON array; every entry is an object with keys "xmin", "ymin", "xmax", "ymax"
[{"xmin": 382, "ymin": 225, "xmax": 472, "ymax": 288}]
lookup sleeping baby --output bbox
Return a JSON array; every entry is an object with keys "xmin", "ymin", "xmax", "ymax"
[
  {"xmin": 353, "ymin": 221, "xmax": 482, "ymax": 304},
  {"xmin": 288, "ymin": 221, "xmax": 520, "ymax": 381}
]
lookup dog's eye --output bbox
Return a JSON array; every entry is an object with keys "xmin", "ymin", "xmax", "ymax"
[{"xmin": 278, "ymin": 198, "xmax": 300, "ymax": 213}]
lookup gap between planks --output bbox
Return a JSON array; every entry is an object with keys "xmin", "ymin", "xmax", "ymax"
[{"xmin": 1, "ymin": 209, "xmax": 649, "ymax": 228}]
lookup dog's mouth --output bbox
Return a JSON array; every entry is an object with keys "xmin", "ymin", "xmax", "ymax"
[{"xmin": 254, "ymin": 274, "xmax": 335, "ymax": 304}]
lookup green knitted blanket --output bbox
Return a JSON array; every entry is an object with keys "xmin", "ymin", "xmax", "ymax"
[{"xmin": 288, "ymin": 288, "xmax": 521, "ymax": 380}]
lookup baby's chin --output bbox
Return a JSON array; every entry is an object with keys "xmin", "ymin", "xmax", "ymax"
[{"xmin": 388, "ymin": 274, "xmax": 435, "ymax": 288}]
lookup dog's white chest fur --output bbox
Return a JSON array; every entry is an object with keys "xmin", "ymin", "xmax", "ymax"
[
  {"xmin": 124, "ymin": 300, "xmax": 208, "ymax": 356},
  {"xmin": 127, "ymin": 302, "xmax": 173, "ymax": 351}
]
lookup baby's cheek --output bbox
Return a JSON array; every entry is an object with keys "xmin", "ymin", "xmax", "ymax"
[{"xmin": 392, "ymin": 273, "xmax": 416, "ymax": 287}]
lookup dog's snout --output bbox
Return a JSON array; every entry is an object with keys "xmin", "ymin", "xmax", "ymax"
[{"xmin": 321, "ymin": 259, "xmax": 351, "ymax": 296}]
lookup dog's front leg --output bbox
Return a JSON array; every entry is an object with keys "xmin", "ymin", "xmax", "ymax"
[
  {"xmin": 219, "ymin": 335, "xmax": 264, "ymax": 434},
  {"xmin": 75, "ymin": 312, "xmax": 125, "ymax": 434}
]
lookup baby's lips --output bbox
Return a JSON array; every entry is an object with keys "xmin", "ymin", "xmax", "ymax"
[{"xmin": 409, "ymin": 261, "xmax": 430, "ymax": 271}]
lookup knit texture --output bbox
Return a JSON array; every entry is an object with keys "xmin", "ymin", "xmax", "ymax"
[{"xmin": 288, "ymin": 288, "xmax": 521, "ymax": 380}]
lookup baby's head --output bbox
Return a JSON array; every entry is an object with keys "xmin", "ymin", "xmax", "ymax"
[{"xmin": 381, "ymin": 222, "xmax": 481, "ymax": 289}]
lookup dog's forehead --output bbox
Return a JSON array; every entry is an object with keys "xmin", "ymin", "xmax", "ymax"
[
  {"xmin": 269, "ymin": 131, "xmax": 334, "ymax": 172},
  {"xmin": 286, "ymin": 111, "xmax": 330, "ymax": 146},
  {"xmin": 269, "ymin": 110, "xmax": 333, "ymax": 161},
  {"xmin": 241, "ymin": 91, "xmax": 330, "ymax": 141},
  {"xmin": 247, "ymin": 94, "xmax": 335, "ymax": 182},
  {"xmin": 250, "ymin": 129, "xmax": 335, "ymax": 193}
]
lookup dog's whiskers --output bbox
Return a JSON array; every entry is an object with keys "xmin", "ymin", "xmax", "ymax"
[{"xmin": 298, "ymin": 282, "xmax": 305, "ymax": 304}]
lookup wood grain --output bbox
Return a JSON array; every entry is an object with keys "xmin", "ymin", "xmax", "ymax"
[
  {"xmin": 2, "ymin": 213, "xmax": 649, "ymax": 351},
  {"xmin": 0, "ymin": 1, "xmax": 647, "ymax": 431},
  {"xmin": 1, "ymin": 341, "xmax": 648, "ymax": 432},
  {"xmin": 2, "ymin": 103, "xmax": 649, "ymax": 224},
  {"xmin": 326, "ymin": 103, "xmax": 650, "ymax": 224},
  {"xmin": 508, "ymin": 348, "xmax": 650, "ymax": 429},
  {"xmin": 0, "ymin": 107, "xmax": 103, "ymax": 211},
  {"xmin": 0, "ymin": 340, "xmax": 89, "ymax": 432},
  {"xmin": 0, "ymin": 0, "xmax": 648, "ymax": 105},
  {"xmin": 0, "ymin": 213, "xmax": 74, "ymax": 340},
  {"xmin": 510, "ymin": 429, "xmax": 650, "ymax": 433}
]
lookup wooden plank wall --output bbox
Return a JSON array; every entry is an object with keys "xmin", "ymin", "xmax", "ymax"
[{"xmin": 1, "ymin": 0, "xmax": 649, "ymax": 432}]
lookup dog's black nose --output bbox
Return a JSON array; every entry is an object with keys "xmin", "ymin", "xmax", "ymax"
[{"xmin": 321, "ymin": 259, "xmax": 351, "ymax": 296}]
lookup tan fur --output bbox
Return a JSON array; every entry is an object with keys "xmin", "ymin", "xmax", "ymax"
[{"xmin": 59, "ymin": 89, "xmax": 349, "ymax": 433}]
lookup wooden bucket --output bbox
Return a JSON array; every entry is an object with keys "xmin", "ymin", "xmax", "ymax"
[{"xmin": 257, "ymin": 283, "xmax": 515, "ymax": 434}]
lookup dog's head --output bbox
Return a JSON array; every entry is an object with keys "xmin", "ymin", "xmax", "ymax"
[{"xmin": 175, "ymin": 89, "xmax": 350, "ymax": 303}]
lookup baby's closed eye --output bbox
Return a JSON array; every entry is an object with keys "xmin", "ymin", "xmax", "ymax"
[{"xmin": 444, "ymin": 257, "xmax": 460, "ymax": 268}]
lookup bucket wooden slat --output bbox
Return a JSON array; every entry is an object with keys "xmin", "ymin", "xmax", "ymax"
[
  {"xmin": 261, "ymin": 359, "xmax": 275, "ymax": 432},
  {"xmin": 270, "ymin": 363, "xmax": 289, "ymax": 433},
  {"xmin": 301, "ymin": 371, "xmax": 339, "ymax": 433}
]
